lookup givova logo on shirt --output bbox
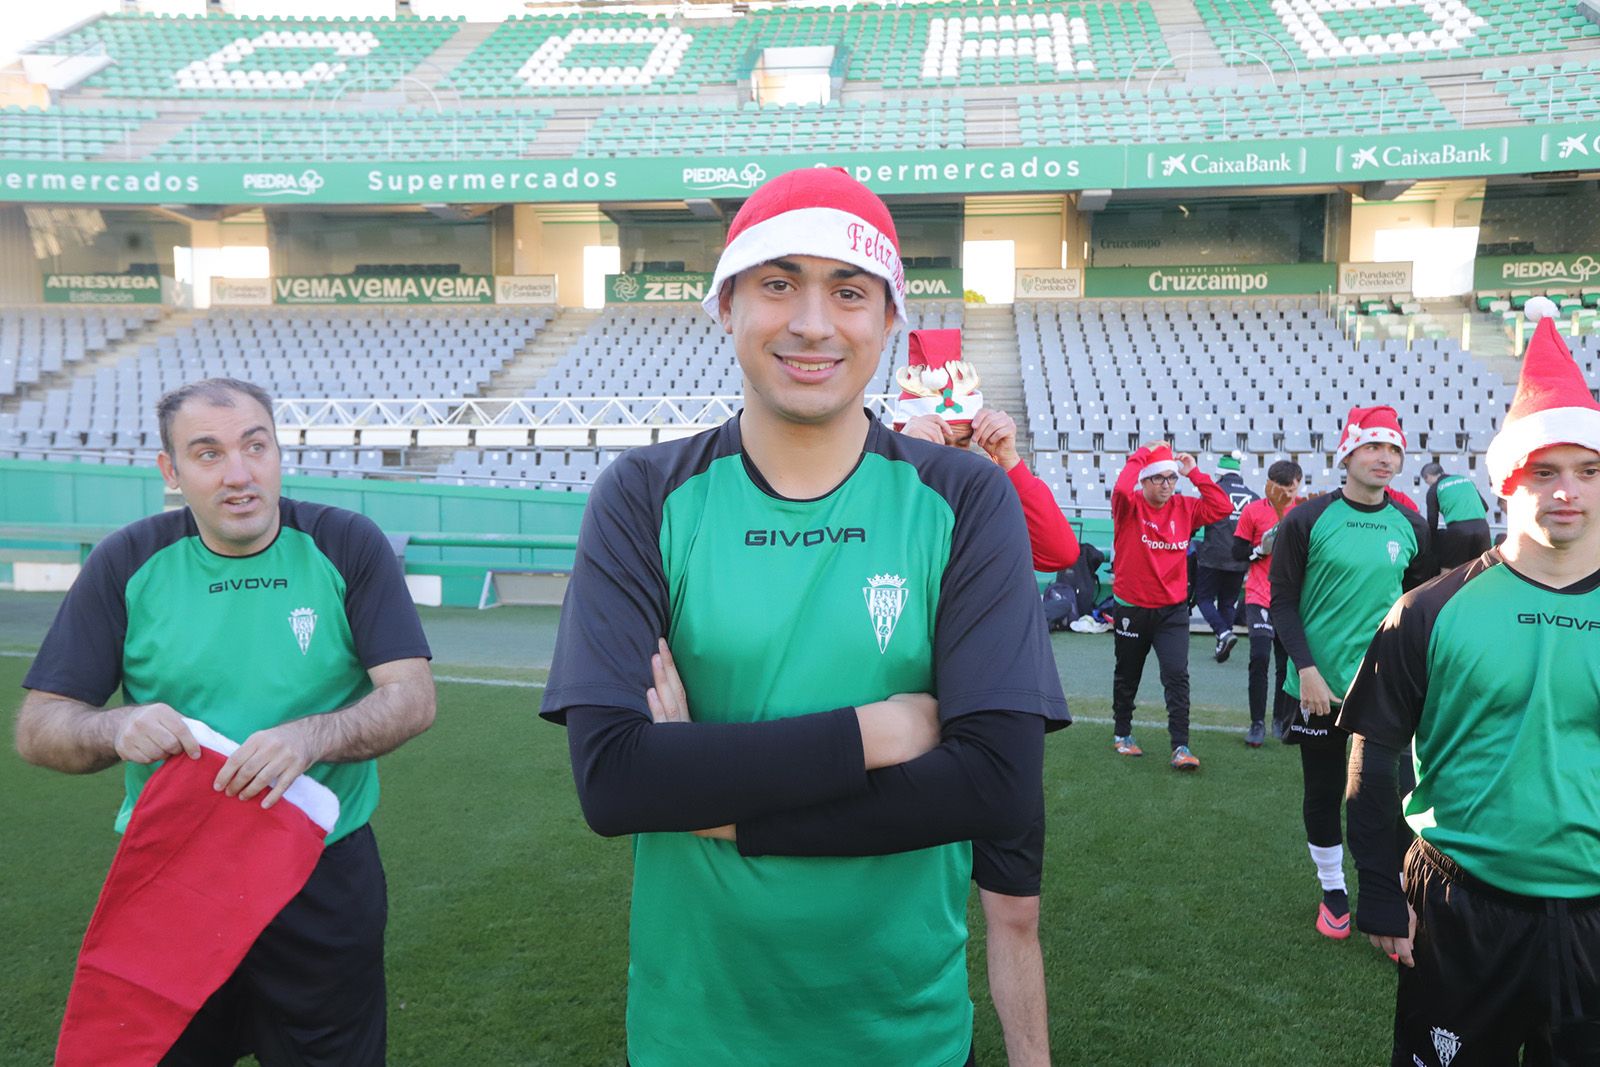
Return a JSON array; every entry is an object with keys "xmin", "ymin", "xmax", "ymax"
[
  {"xmin": 864, "ymin": 574, "xmax": 907, "ymax": 654},
  {"xmin": 289, "ymin": 607, "xmax": 317, "ymax": 655}
]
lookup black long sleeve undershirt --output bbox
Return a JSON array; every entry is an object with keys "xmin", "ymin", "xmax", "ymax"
[
  {"xmin": 738, "ymin": 710, "xmax": 1045, "ymax": 859},
  {"xmin": 565, "ymin": 705, "xmax": 867, "ymax": 837},
  {"xmin": 1232, "ymin": 533, "xmax": 1254, "ymax": 564},
  {"xmin": 1347, "ymin": 734, "xmax": 1411, "ymax": 937}
]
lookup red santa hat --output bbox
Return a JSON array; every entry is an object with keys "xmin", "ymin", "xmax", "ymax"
[
  {"xmin": 1486, "ymin": 307, "xmax": 1600, "ymax": 496},
  {"xmin": 702, "ymin": 167, "xmax": 907, "ymax": 325},
  {"xmin": 892, "ymin": 328, "xmax": 984, "ymax": 429},
  {"xmin": 1138, "ymin": 443, "xmax": 1184, "ymax": 482},
  {"xmin": 1333, "ymin": 405, "xmax": 1406, "ymax": 469},
  {"xmin": 56, "ymin": 719, "xmax": 337, "ymax": 1067}
]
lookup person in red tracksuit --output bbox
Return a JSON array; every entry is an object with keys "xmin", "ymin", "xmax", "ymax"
[{"xmin": 1109, "ymin": 441, "xmax": 1233, "ymax": 770}]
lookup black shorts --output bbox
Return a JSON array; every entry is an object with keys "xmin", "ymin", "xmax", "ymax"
[
  {"xmin": 161, "ymin": 824, "xmax": 388, "ymax": 1067},
  {"xmin": 1436, "ymin": 521, "xmax": 1491, "ymax": 571},
  {"xmin": 1394, "ymin": 839, "xmax": 1600, "ymax": 1067},
  {"xmin": 974, "ymin": 810, "xmax": 1046, "ymax": 898},
  {"xmin": 1281, "ymin": 707, "xmax": 1347, "ymax": 750}
]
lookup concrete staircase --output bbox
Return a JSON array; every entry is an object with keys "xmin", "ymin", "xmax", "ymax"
[
  {"xmin": 407, "ymin": 22, "xmax": 499, "ymax": 92},
  {"xmin": 960, "ymin": 304, "xmax": 1032, "ymax": 466},
  {"xmin": 484, "ymin": 307, "xmax": 602, "ymax": 398},
  {"xmin": 0, "ymin": 309, "xmax": 194, "ymax": 417}
]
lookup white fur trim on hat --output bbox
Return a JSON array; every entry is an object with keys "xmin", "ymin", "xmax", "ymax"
[
  {"xmin": 1334, "ymin": 425, "xmax": 1405, "ymax": 468},
  {"xmin": 1485, "ymin": 406, "xmax": 1600, "ymax": 496},
  {"xmin": 1138, "ymin": 459, "xmax": 1183, "ymax": 481},
  {"xmin": 701, "ymin": 206, "xmax": 908, "ymax": 324},
  {"xmin": 182, "ymin": 717, "xmax": 340, "ymax": 834}
]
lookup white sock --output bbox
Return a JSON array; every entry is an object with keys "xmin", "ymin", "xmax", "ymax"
[{"xmin": 1308, "ymin": 843, "xmax": 1346, "ymax": 893}]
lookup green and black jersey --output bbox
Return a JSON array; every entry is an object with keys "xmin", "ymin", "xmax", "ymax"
[
  {"xmin": 1425, "ymin": 474, "xmax": 1490, "ymax": 530},
  {"xmin": 24, "ymin": 499, "xmax": 431, "ymax": 844},
  {"xmin": 1341, "ymin": 550, "xmax": 1600, "ymax": 899},
  {"xmin": 541, "ymin": 414, "xmax": 1067, "ymax": 1067},
  {"xmin": 1269, "ymin": 490, "xmax": 1433, "ymax": 710}
]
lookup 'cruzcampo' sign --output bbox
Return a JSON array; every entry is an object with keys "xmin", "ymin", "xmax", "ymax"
[
  {"xmin": 0, "ymin": 122, "xmax": 1597, "ymax": 205},
  {"xmin": 1084, "ymin": 263, "xmax": 1337, "ymax": 298},
  {"xmin": 1473, "ymin": 253, "xmax": 1600, "ymax": 291},
  {"xmin": 44, "ymin": 273, "xmax": 163, "ymax": 304},
  {"xmin": 273, "ymin": 274, "xmax": 496, "ymax": 305}
]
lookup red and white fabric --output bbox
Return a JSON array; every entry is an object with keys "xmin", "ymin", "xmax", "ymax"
[
  {"xmin": 55, "ymin": 719, "xmax": 338, "ymax": 1067},
  {"xmin": 893, "ymin": 329, "xmax": 984, "ymax": 427},
  {"xmin": 702, "ymin": 167, "xmax": 907, "ymax": 325},
  {"xmin": 1332, "ymin": 405, "xmax": 1407, "ymax": 469},
  {"xmin": 1486, "ymin": 313, "xmax": 1600, "ymax": 496}
]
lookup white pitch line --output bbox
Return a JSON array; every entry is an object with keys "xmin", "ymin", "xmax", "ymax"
[
  {"xmin": 435, "ymin": 674, "xmax": 545, "ymax": 689},
  {"xmin": 1072, "ymin": 716, "xmax": 1249, "ymax": 736}
]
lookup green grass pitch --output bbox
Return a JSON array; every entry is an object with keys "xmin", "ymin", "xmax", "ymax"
[{"xmin": 0, "ymin": 615, "xmax": 1398, "ymax": 1066}]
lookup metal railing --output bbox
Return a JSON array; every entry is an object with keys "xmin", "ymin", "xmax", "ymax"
[{"xmin": 271, "ymin": 394, "xmax": 900, "ymax": 430}]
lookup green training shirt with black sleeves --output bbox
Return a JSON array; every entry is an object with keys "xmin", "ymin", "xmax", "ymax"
[
  {"xmin": 1269, "ymin": 490, "xmax": 1433, "ymax": 703},
  {"xmin": 1341, "ymin": 551, "xmax": 1600, "ymax": 899},
  {"xmin": 1426, "ymin": 474, "xmax": 1490, "ymax": 529},
  {"xmin": 541, "ymin": 414, "xmax": 1068, "ymax": 1067},
  {"xmin": 23, "ymin": 499, "xmax": 432, "ymax": 844}
]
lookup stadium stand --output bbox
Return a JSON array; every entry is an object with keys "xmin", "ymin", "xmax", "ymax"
[
  {"xmin": 440, "ymin": 2, "xmax": 1166, "ymax": 98},
  {"xmin": 0, "ymin": 308, "xmax": 552, "ymax": 457},
  {"xmin": 35, "ymin": 14, "xmax": 459, "ymax": 99},
  {"xmin": 152, "ymin": 106, "xmax": 555, "ymax": 162},
  {"xmin": 0, "ymin": 307, "xmax": 162, "ymax": 402},
  {"xmin": 0, "ymin": 108, "xmax": 157, "ymax": 162},
  {"xmin": 1017, "ymin": 298, "xmax": 1513, "ymax": 517},
  {"xmin": 578, "ymin": 99, "xmax": 965, "ymax": 158},
  {"xmin": 1487, "ymin": 56, "xmax": 1600, "ymax": 121},
  {"xmin": 1017, "ymin": 76, "xmax": 1455, "ymax": 143},
  {"xmin": 1194, "ymin": 0, "xmax": 1599, "ymax": 70}
]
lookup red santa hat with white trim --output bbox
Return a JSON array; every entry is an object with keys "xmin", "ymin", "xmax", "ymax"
[
  {"xmin": 893, "ymin": 328, "xmax": 984, "ymax": 429},
  {"xmin": 1485, "ymin": 297, "xmax": 1600, "ymax": 496},
  {"xmin": 1333, "ymin": 405, "xmax": 1406, "ymax": 469},
  {"xmin": 1138, "ymin": 443, "xmax": 1184, "ymax": 482},
  {"xmin": 702, "ymin": 167, "xmax": 907, "ymax": 325}
]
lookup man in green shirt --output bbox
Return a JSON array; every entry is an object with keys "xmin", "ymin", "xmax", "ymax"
[
  {"xmin": 1420, "ymin": 460, "xmax": 1492, "ymax": 570},
  {"xmin": 1270, "ymin": 404, "xmax": 1432, "ymax": 941},
  {"xmin": 17, "ymin": 377, "xmax": 435, "ymax": 1065},
  {"xmin": 541, "ymin": 168, "xmax": 1068, "ymax": 1067},
  {"xmin": 1343, "ymin": 313, "xmax": 1600, "ymax": 1065}
]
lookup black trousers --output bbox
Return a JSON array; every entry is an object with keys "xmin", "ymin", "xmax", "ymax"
[
  {"xmin": 161, "ymin": 825, "xmax": 388, "ymax": 1067},
  {"xmin": 1437, "ymin": 520, "xmax": 1492, "ymax": 571},
  {"xmin": 1244, "ymin": 602, "xmax": 1291, "ymax": 729},
  {"xmin": 1193, "ymin": 565, "xmax": 1244, "ymax": 637},
  {"xmin": 1394, "ymin": 840, "xmax": 1600, "ymax": 1067},
  {"xmin": 1112, "ymin": 602, "xmax": 1192, "ymax": 749}
]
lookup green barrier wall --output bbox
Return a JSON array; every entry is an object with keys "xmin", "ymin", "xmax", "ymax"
[{"xmin": 0, "ymin": 460, "xmax": 586, "ymax": 607}]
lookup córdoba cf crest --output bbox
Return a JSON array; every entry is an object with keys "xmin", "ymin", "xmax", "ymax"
[
  {"xmin": 1430, "ymin": 1026, "xmax": 1461, "ymax": 1066},
  {"xmin": 1387, "ymin": 540, "xmax": 1401, "ymax": 565},
  {"xmin": 863, "ymin": 574, "xmax": 907, "ymax": 654},
  {"xmin": 289, "ymin": 607, "xmax": 317, "ymax": 655}
]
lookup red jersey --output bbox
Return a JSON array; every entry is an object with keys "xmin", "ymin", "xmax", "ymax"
[
  {"xmin": 1234, "ymin": 495, "xmax": 1298, "ymax": 607},
  {"xmin": 1110, "ymin": 447, "xmax": 1233, "ymax": 608},
  {"xmin": 1008, "ymin": 460, "xmax": 1080, "ymax": 572}
]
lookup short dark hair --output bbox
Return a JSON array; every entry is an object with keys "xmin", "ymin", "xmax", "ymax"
[
  {"xmin": 1267, "ymin": 459, "xmax": 1303, "ymax": 486},
  {"xmin": 1420, "ymin": 462, "xmax": 1445, "ymax": 480},
  {"xmin": 156, "ymin": 378, "xmax": 276, "ymax": 456}
]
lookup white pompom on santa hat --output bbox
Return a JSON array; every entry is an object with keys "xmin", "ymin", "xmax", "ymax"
[
  {"xmin": 1486, "ymin": 302, "xmax": 1600, "ymax": 496},
  {"xmin": 1333, "ymin": 405, "xmax": 1406, "ymax": 468},
  {"xmin": 1138, "ymin": 442, "xmax": 1184, "ymax": 482},
  {"xmin": 702, "ymin": 167, "xmax": 907, "ymax": 325}
]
